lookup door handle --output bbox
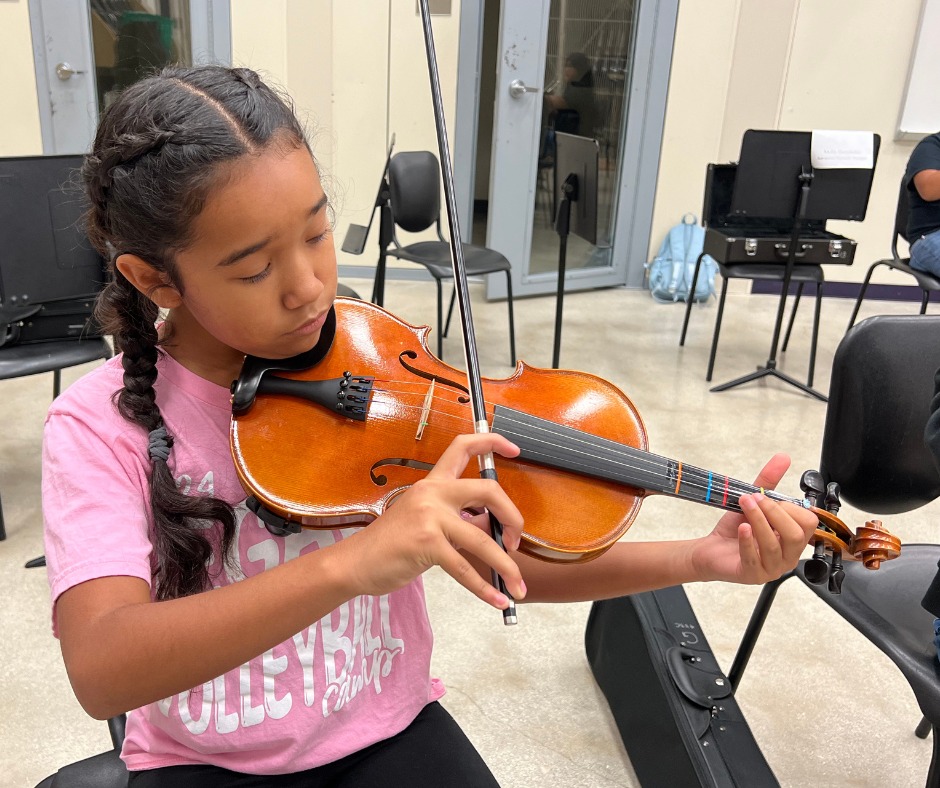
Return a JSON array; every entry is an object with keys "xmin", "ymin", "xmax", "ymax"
[
  {"xmin": 55, "ymin": 62, "xmax": 86, "ymax": 81},
  {"xmin": 508, "ymin": 79, "xmax": 539, "ymax": 99}
]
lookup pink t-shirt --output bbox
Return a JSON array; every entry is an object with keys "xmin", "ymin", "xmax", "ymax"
[{"xmin": 42, "ymin": 352, "xmax": 444, "ymax": 774}]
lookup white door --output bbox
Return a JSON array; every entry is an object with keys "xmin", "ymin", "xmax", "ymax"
[
  {"xmin": 28, "ymin": 0, "xmax": 231, "ymax": 156},
  {"xmin": 485, "ymin": 0, "xmax": 678, "ymax": 299},
  {"xmin": 29, "ymin": 0, "xmax": 98, "ymax": 155}
]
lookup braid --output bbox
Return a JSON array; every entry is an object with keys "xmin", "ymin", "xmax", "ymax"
[
  {"xmin": 95, "ymin": 271, "xmax": 237, "ymax": 600},
  {"xmin": 83, "ymin": 65, "xmax": 306, "ymax": 600}
]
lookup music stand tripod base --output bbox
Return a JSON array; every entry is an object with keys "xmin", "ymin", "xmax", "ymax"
[{"xmin": 710, "ymin": 363, "xmax": 827, "ymax": 401}]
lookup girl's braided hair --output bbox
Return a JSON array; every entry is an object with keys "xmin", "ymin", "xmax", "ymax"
[{"xmin": 83, "ymin": 65, "xmax": 307, "ymax": 600}]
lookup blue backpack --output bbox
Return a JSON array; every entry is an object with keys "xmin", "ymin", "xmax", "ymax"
[{"xmin": 646, "ymin": 213, "xmax": 718, "ymax": 304}]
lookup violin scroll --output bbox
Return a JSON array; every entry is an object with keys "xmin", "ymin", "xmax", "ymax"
[{"xmin": 799, "ymin": 469, "xmax": 901, "ymax": 593}]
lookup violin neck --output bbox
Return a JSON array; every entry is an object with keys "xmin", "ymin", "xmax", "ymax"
[{"xmin": 491, "ymin": 405, "xmax": 804, "ymax": 513}]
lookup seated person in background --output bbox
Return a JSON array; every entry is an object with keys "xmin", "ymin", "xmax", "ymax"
[
  {"xmin": 906, "ymin": 131, "xmax": 940, "ymax": 277},
  {"xmin": 544, "ymin": 52, "xmax": 597, "ymax": 139}
]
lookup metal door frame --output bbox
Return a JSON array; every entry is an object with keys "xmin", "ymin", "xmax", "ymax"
[{"xmin": 28, "ymin": 0, "xmax": 232, "ymax": 155}]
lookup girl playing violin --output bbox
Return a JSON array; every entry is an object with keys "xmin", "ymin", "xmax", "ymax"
[{"xmin": 43, "ymin": 65, "xmax": 818, "ymax": 787}]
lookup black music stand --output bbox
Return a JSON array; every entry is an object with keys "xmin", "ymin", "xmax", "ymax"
[
  {"xmin": 552, "ymin": 132, "xmax": 599, "ymax": 369},
  {"xmin": 340, "ymin": 136, "xmax": 396, "ymax": 305},
  {"xmin": 710, "ymin": 130, "xmax": 878, "ymax": 399}
]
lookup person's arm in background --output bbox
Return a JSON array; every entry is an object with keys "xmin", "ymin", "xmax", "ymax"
[{"xmin": 913, "ymin": 170, "xmax": 940, "ymax": 202}]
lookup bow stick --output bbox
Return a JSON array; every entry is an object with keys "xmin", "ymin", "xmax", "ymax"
[{"xmin": 418, "ymin": 0, "xmax": 517, "ymax": 626}]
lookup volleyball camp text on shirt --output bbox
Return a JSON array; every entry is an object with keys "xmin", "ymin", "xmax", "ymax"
[{"xmin": 43, "ymin": 353, "xmax": 443, "ymax": 773}]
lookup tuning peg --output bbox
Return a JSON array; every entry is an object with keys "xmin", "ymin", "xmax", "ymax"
[
  {"xmin": 825, "ymin": 482, "xmax": 842, "ymax": 515},
  {"xmin": 828, "ymin": 551, "xmax": 844, "ymax": 594},
  {"xmin": 803, "ymin": 540, "xmax": 830, "ymax": 585},
  {"xmin": 800, "ymin": 470, "xmax": 826, "ymax": 507}
]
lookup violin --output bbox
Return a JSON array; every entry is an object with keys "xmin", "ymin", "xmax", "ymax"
[{"xmin": 230, "ymin": 297, "xmax": 901, "ymax": 593}]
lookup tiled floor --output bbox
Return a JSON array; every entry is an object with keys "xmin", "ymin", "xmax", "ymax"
[{"xmin": 2, "ymin": 277, "xmax": 935, "ymax": 787}]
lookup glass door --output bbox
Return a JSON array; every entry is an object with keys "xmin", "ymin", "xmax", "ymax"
[
  {"xmin": 29, "ymin": 0, "xmax": 230, "ymax": 155},
  {"xmin": 91, "ymin": 0, "xmax": 194, "ymax": 113},
  {"xmin": 483, "ymin": 0, "xmax": 677, "ymax": 299}
]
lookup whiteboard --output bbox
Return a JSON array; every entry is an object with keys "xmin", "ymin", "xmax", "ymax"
[{"xmin": 899, "ymin": 0, "xmax": 940, "ymax": 139}]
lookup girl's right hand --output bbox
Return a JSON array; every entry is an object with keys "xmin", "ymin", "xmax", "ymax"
[{"xmin": 336, "ymin": 432, "xmax": 526, "ymax": 610}]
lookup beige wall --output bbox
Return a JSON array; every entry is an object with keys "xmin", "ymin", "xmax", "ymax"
[
  {"xmin": 0, "ymin": 0, "xmax": 43, "ymax": 156},
  {"xmin": 1, "ymin": 0, "xmax": 927, "ymax": 289},
  {"xmin": 651, "ymin": 0, "xmax": 923, "ymax": 286},
  {"xmin": 231, "ymin": 0, "xmax": 460, "ymax": 273}
]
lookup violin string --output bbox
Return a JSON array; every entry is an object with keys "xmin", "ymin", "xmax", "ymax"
[
  {"xmin": 365, "ymin": 386, "xmax": 784, "ymax": 504},
  {"xmin": 363, "ymin": 386, "xmax": 804, "ymax": 510}
]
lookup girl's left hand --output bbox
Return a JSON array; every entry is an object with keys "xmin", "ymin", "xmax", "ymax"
[{"xmin": 689, "ymin": 453, "xmax": 818, "ymax": 585}]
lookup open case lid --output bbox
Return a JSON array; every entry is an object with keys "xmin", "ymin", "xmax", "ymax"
[{"xmin": 702, "ymin": 162, "xmax": 827, "ymax": 234}]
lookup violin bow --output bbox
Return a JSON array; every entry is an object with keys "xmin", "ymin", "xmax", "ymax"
[{"xmin": 418, "ymin": 0, "xmax": 517, "ymax": 626}]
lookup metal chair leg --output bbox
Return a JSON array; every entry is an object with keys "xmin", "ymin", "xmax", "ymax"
[
  {"xmin": 442, "ymin": 276, "xmax": 515, "ymax": 367},
  {"xmin": 807, "ymin": 282, "xmax": 823, "ymax": 388},
  {"xmin": 847, "ymin": 263, "xmax": 881, "ymax": 330},
  {"xmin": 680, "ymin": 253, "xmax": 706, "ymax": 347},
  {"xmin": 706, "ymin": 279, "xmax": 729, "ymax": 382},
  {"xmin": 927, "ymin": 723, "xmax": 940, "ymax": 788},
  {"xmin": 443, "ymin": 286, "xmax": 457, "ymax": 337},
  {"xmin": 917, "ymin": 716, "xmax": 933, "ymax": 739},
  {"xmin": 108, "ymin": 714, "xmax": 127, "ymax": 750},
  {"xmin": 0, "ymin": 489, "xmax": 5, "ymax": 542},
  {"xmin": 781, "ymin": 282, "xmax": 804, "ymax": 353},
  {"xmin": 728, "ymin": 572, "xmax": 793, "ymax": 691}
]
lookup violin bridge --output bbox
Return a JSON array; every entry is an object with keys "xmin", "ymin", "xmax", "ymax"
[{"xmin": 415, "ymin": 379, "xmax": 436, "ymax": 440}]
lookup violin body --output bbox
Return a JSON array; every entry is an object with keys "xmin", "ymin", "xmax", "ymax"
[
  {"xmin": 232, "ymin": 297, "xmax": 648, "ymax": 562},
  {"xmin": 231, "ymin": 298, "xmax": 901, "ymax": 571}
]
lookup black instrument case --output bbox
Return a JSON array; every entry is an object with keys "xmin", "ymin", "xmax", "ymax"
[{"xmin": 585, "ymin": 586, "xmax": 778, "ymax": 787}]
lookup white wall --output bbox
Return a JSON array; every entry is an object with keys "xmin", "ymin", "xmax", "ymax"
[
  {"xmin": 231, "ymin": 0, "xmax": 460, "ymax": 273},
  {"xmin": 0, "ymin": 0, "xmax": 43, "ymax": 156},
  {"xmin": 0, "ymin": 0, "xmax": 929, "ymax": 289},
  {"xmin": 651, "ymin": 0, "xmax": 924, "ymax": 286}
]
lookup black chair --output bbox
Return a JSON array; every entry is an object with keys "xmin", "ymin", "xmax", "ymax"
[
  {"xmin": 848, "ymin": 178, "xmax": 940, "ymax": 330},
  {"xmin": 679, "ymin": 163, "xmax": 826, "ymax": 388},
  {"xmin": 702, "ymin": 262, "xmax": 824, "ymax": 385},
  {"xmin": 0, "ymin": 334, "xmax": 112, "ymax": 541},
  {"xmin": 728, "ymin": 314, "xmax": 940, "ymax": 786},
  {"xmin": 34, "ymin": 715, "xmax": 128, "ymax": 788},
  {"xmin": 386, "ymin": 151, "xmax": 516, "ymax": 366}
]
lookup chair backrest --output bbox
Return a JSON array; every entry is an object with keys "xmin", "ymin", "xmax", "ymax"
[
  {"xmin": 820, "ymin": 314, "xmax": 940, "ymax": 514},
  {"xmin": 387, "ymin": 151, "xmax": 440, "ymax": 234},
  {"xmin": 892, "ymin": 176, "xmax": 912, "ymax": 258}
]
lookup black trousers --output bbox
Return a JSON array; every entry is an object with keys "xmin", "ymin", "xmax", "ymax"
[{"xmin": 127, "ymin": 701, "xmax": 500, "ymax": 787}]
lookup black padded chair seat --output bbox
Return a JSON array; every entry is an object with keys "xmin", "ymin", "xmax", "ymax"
[
  {"xmin": 718, "ymin": 262, "xmax": 824, "ymax": 283},
  {"xmin": 848, "ymin": 178, "xmax": 940, "ymax": 329},
  {"xmin": 0, "ymin": 338, "xmax": 111, "ymax": 381},
  {"xmin": 0, "ymin": 336, "xmax": 112, "ymax": 540},
  {"xmin": 34, "ymin": 748, "xmax": 128, "ymax": 788},
  {"xmin": 388, "ymin": 242, "xmax": 512, "ymax": 281},
  {"xmin": 811, "ymin": 546, "xmax": 940, "ymax": 720},
  {"xmin": 891, "ymin": 258, "xmax": 940, "ymax": 293}
]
